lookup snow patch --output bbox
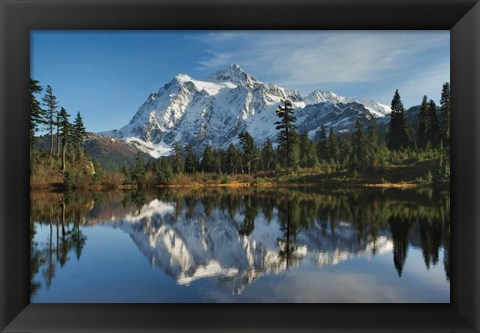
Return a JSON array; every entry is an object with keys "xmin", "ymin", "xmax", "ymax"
[{"xmin": 100, "ymin": 65, "xmax": 392, "ymax": 158}]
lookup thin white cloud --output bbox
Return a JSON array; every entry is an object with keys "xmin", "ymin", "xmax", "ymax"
[
  {"xmin": 192, "ymin": 31, "xmax": 449, "ymax": 99},
  {"xmin": 197, "ymin": 52, "xmax": 234, "ymax": 69}
]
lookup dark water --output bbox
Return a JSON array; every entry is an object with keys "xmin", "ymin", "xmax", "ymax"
[{"xmin": 30, "ymin": 187, "xmax": 450, "ymax": 303}]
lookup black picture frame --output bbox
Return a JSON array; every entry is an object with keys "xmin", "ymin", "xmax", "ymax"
[{"xmin": 1, "ymin": 0, "xmax": 479, "ymax": 332}]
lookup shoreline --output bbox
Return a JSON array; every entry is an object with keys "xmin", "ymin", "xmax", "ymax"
[{"xmin": 30, "ymin": 180, "xmax": 440, "ymax": 191}]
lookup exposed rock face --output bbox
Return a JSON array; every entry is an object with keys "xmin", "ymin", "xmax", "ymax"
[{"xmin": 99, "ymin": 64, "xmax": 391, "ymax": 157}]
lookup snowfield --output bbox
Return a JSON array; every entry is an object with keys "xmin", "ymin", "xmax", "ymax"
[{"xmin": 99, "ymin": 64, "xmax": 391, "ymax": 158}]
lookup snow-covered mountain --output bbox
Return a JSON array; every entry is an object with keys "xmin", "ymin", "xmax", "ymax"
[
  {"xmin": 99, "ymin": 64, "xmax": 391, "ymax": 158},
  {"xmin": 303, "ymin": 90, "xmax": 390, "ymax": 118}
]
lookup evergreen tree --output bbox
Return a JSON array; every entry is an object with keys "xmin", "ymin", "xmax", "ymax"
[
  {"xmin": 156, "ymin": 157, "xmax": 174, "ymax": 184},
  {"xmin": 388, "ymin": 89, "xmax": 412, "ymax": 150},
  {"xmin": 338, "ymin": 135, "xmax": 353, "ymax": 170},
  {"xmin": 42, "ymin": 85, "xmax": 59, "ymax": 157},
  {"xmin": 131, "ymin": 153, "xmax": 146, "ymax": 186},
  {"xmin": 238, "ymin": 130, "xmax": 258, "ymax": 174},
  {"xmin": 417, "ymin": 95, "xmax": 429, "ymax": 148},
  {"xmin": 201, "ymin": 146, "xmax": 215, "ymax": 173},
  {"xmin": 326, "ymin": 127, "xmax": 339, "ymax": 161},
  {"xmin": 315, "ymin": 125, "xmax": 328, "ymax": 161},
  {"xmin": 275, "ymin": 100, "xmax": 297, "ymax": 169},
  {"xmin": 260, "ymin": 138, "xmax": 276, "ymax": 171},
  {"xmin": 56, "ymin": 112, "xmax": 61, "ymax": 157},
  {"xmin": 367, "ymin": 116, "xmax": 381, "ymax": 168},
  {"xmin": 226, "ymin": 143, "xmax": 241, "ymax": 175},
  {"xmin": 426, "ymin": 99, "xmax": 440, "ymax": 146},
  {"xmin": 290, "ymin": 133, "xmax": 301, "ymax": 169},
  {"xmin": 367, "ymin": 116, "xmax": 379, "ymax": 145},
  {"xmin": 58, "ymin": 107, "xmax": 72, "ymax": 172},
  {"xmin": 440, "ymin": 82, "xmax": 450, "ymax": 145},
  {"xmin": 30, "ymin": 78, "xmax": 45, "ymax": 149},
  {"xmin": 121, "ymin": 166, "xmax": 132, "ymax": 183},
  {"xmin": 213, "ymin": 149, "xmax": 224, "ymax": 174},
  {"xmin": 72, "ymin": 112, "xmax": 87, "ymax": 160},
  {"xmin": 299, "ymin": 131, "xmax": 318, "ymax": 168},
  {"xmin": 353, "ymin": 119, "xmax": 368, "ymax": 170},
  {"xmin": 184, "ymin": 144, "xmax": 197, "ymax": 174},
  {"xmin": 171, "ymin": 142, "xmax": 185, "ymax": 174},
  {"xmin": 92, "ymin": 159, "xmax": 104, "ymax": 184}
]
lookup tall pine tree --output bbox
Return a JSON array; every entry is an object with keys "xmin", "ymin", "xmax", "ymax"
[
  {"xmin": 388, "ymin": 89, "xmax": 412, "ymax": 150},
  {"xmin": 315, "ymin": 125, "xmax": 328, "ymax": 162},
  {"xmin": 42, "ymin": 85, "xmax": 59, "ymax": 157},
  {"xmin": 261, "ymin": 138, "xmax": 276, "ymax": 171},
  {"xmin": 440, "ymin": 82, "xmax": 450, "ymax": 145},
  {"xmin": 353, "ymin": 119, "xmax": 368, "ymax": 170},
  {"xmin": 417, "ymin": 95, "xmax": 429, "ymax": 148},
  {"xmin": 426, "ymin": 99, "xmax": 440, "ymax": 146},
  {"xmin": 238, "ymin": 130, "xmax": 258, "ymax": 174},
  {"xmin": 367, "ymin": 116, "xmax": 381, "ymax": 168},
  {"xmin": 72, "ymin": 112, "xmax": 87, "ymax": 160},
  {"xmin": 30, "ymin": 78, "xmax": 45, "ymax": 150},
  {"xmin": 201, "ymin": 146, "xmax": 215, "ymax": 173},
  {"xmin": 56, "ymin": 112, "xmax": 61, "ymax": 157},
  {"xmin": 275, "ymin": 100, "xmax": 297, "ymax": 169},
  {"xmin": 226, "ymin": 143, "xmax": 241, "ymax": 175},
  {"xmin": 184, "ymin": 144, "xmax": 197, "ymax": 174},
  {"xmin": 131, "ymin": 153, "xmax": 146, "ymax": 185},
  {"xmin": 171, "ymin": 142, "xmax": 185, "ymax": 174},
  {"xmin": 326, "ymin": 127, "xmax": 339, "ymax": 161},
  {"xmin": 58, "ymin": 107, "xmax": 72, "ymax": 172},
  {"xmin": 299, "ymin": 131, "xmax": 318, "ymax": 168}
]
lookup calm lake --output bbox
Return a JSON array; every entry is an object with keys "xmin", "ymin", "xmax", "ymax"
[{"xmin": 30, "ymin": 187, "xmax": 450, "ymax": 303}]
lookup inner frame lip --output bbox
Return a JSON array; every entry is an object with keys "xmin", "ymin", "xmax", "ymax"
[{"xmin": 1, "ymin": 0, "xmax": 479, "ymax": 332}]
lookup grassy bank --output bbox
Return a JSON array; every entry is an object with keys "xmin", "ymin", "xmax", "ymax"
[{"xmin": 31, "ymin": 158, "xmax": 449, "ymax": 191}]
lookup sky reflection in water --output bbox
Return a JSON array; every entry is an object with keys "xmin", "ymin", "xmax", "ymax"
[{"xmin": 30, "ymin": 187, "xmax": 450, "ymax": 303}]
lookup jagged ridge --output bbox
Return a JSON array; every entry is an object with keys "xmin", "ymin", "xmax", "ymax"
[{"xmin": 99, "ymin": 64, "xmax": 391, "ymax": 158}]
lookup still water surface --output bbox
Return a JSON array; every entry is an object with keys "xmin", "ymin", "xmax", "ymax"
[{"xmin": 30, "ymin": 187, "xmax": 450, "ymax": 303}]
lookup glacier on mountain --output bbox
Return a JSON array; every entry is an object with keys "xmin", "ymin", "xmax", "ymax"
[{"xmin": 99, "ymin": 64, "xmax": 391, "ymax": 158}]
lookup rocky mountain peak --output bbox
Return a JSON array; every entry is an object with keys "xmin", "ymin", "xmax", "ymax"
[
  {"xmin": 208, "ymin": 64, "xmax": 259, "ymax": 86},
  {"xmin": 99, "ymin": 65, "xmax": 392, "ymax": 158}
]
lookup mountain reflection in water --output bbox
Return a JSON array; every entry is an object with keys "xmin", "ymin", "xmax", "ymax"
[{"xmin": 30, "ymin": 187, "xmax": 450, "ymax": 302}]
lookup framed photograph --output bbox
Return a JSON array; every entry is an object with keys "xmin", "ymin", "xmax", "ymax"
[{"xmin": 1, "ymin": 0, "xmax": 479, "ymax": 332}]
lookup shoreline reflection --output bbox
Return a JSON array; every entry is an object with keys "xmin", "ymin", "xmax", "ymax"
[{"xmin": 30, "ymin": 187, "xmax": 450, "ymax": 301}]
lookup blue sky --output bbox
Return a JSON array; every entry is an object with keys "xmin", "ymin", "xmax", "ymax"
[{"xmin": 31, "ymin": 31, "xmax": 450, "ymax": 133}]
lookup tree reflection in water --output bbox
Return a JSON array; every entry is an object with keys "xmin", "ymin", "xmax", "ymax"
[
  {"xmin": 30, "ymin": 192, "xmax": 88, "ymax": 297},
  {"xmin": 30, "ymin": 187, "xmax": 450, "ymax": 298}
]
